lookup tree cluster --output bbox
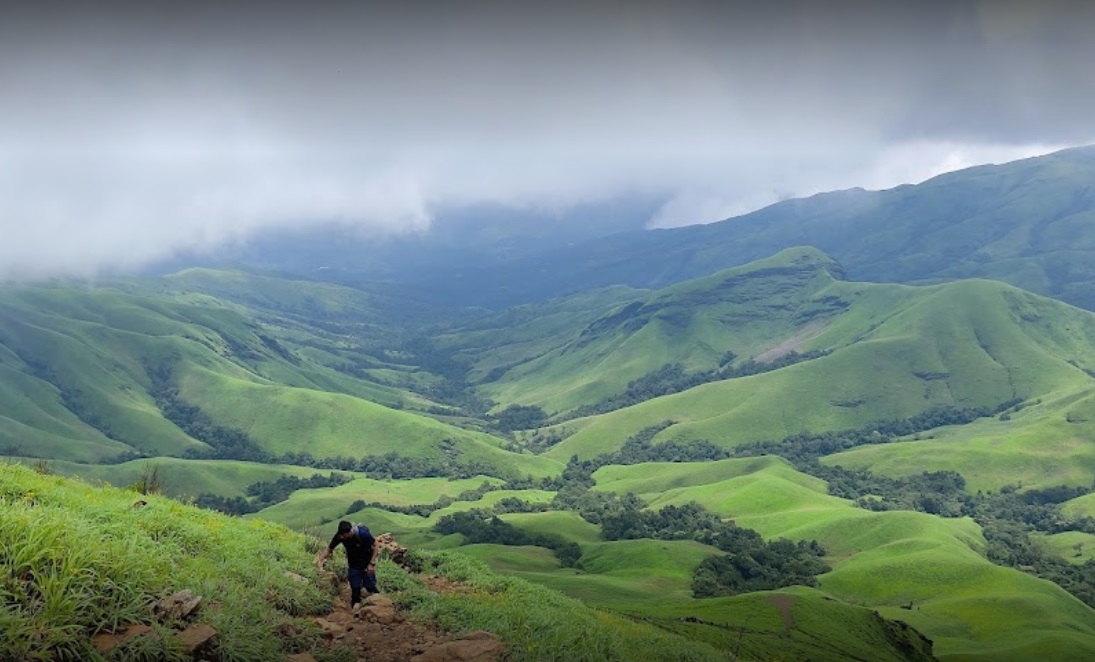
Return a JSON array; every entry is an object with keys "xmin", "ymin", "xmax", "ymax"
[
  {"xmin": 271, "ymin": 449, "xmax": 504, "ymax": 480},
  {"xmin": 566, "ymin": 352, "xmax": 827, "ymax": 420},
  {"xmin": 433, "ymin": 510, "xmax": 582, "ymax": 567},
  {"xmin": 731, "ymin": 400, "xmax": 1022, "ymax": 466},
  {"xmin": 195, "ymin": 471, "xmax": 352, "ymax": 515},
  {"xmin": 586, "ymin": 498, "xmax": 829, "ymax": 597},
  {"xmin": 493, "ymin": 404, "xmax": 548, "ymax": 433}
]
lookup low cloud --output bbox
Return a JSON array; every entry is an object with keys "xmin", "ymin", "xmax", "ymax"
[{"xmin": 1, "ymin": 1, "xmax": 1093, "ymax": 278}]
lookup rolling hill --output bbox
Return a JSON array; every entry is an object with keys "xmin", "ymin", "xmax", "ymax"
[
  {"xmin": 494, "ymin": 250, "xmax": 1095, "ymax": 460},
  {"xmin": 0, "ymin": 279, "xmax": 558, "ymax": 479}
]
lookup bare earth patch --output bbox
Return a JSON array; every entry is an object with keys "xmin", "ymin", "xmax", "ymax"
[
  {"xmin": 767, "ymin": 594, "xmax": 797, "ymax": 631},
  {"xmin": 755, "ymin": 321, "xmax": 830, "ymax": 363}
]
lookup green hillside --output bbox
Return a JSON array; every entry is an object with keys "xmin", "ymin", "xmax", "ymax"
[
  {"xmin": 467, "ymin": 247, "xmax": 844, "ymax": 414},
  {"xmin": 823, "ymin": 387, "xmax": 1095, "ymax": 492},
  {"xmin": 8, "ymin": 232, "xmax": 1095, "ymax": 661},
  {"xmin": 0, "ymin": 461, "xmax": 332, "ymax": 660},
  {"xmin": 537, "ymin": 270, "xmax": 1095, "ymax": 460},
  {"xmin": 0, "ymin": 281, "xmax": 559, "ymax": 479},
  {"xmin": 30, "ymin": 457, "xmax": 329, "ymax": 499}
]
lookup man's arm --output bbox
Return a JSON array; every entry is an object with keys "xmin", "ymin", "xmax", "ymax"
[{"xmin": 314, "ymin": 535, "xmax": 340, "ymax": 568}]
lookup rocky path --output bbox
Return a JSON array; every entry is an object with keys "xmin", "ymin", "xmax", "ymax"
[
  {"xmin": 300, "ymin": 534, "xmax": 506, "ymax": 662},
  {"xmin": 302, "ymin": 577, "xmax": 505, "ymax": 662}
]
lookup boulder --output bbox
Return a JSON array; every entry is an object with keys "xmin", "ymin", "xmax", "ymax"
[
  {"xmin": 410, "ymin": 631, "xmax": 506, "ymax": 662},
  {"xmin": 152, "ymin": 589, "xmax": 202, "ymax": 622},
  {"xmin": 361, "ymin": 594, "xmax": 399, "ymax": 624},
  {"xmin": 178, "ymin": 623, "xmax": 217, "ymax": 656},
  {"xmin": 312, "ymin": 617, "xmax": 346, "ymax": 639},
  {"xmin": 375, "ymin": 532, "xmax": 410, "ymax": 567}
]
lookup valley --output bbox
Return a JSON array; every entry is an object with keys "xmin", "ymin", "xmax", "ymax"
[{"xmin": 5, "ymin": 148, "xmax": 1095, "ymax": 660}]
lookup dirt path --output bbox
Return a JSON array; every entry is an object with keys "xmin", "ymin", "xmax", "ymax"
[{"xmin": 305, "ymin": 557, "xmax": 505, "ymax": 662}]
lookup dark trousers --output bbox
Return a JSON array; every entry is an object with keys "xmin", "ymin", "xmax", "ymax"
[{"xmin": 347, "ymin": 566, "xmax": 379, "ymax": 605}]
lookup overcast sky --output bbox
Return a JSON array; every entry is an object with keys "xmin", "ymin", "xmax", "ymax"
[{"xmin": 1, "ymin": 0, "xmax": 1093, "ymax": 278}]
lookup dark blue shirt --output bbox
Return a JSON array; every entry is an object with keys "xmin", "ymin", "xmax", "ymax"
[{"xmin": 328, "ymin": 525, "xmax": 376, "ymax": 568}]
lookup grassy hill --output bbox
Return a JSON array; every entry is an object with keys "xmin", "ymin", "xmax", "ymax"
[
  {"xmin": 463, "ymin": 247, "xmax": 845, "ymax": 415},
  {"xmin": 823, "ymin": 387, "xmax": 1095, "ymax": 492},
  {"xmin": 530, "ymin": 264, "xmax": 1095, "ymax": 460},
  {"xmin": 316, "ymin": 454, "xmax": 1095, "ymax": 660},
  {"xmin": 0, "ymin": 280, "xmax": 560, "ymax": 480},
  {"xmin": 0, "ymin": 461, "xmax": 332, "ymax": 660}
]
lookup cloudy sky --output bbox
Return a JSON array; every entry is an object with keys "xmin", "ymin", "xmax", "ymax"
[{"xmin": 1, "ymin": 0, "xmax": 1093, "ymax": 278}]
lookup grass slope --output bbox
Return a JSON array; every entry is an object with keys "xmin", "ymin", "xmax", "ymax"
[
  {"xmin": 824, "ymin": 387, "xmax": 1095, "ymax": 492},
  {"xmin": 177, "ymin": 364, "xmax": 559, "ymax": 477},
  {"xmin": 3, "ymin": 461, "xmax": 792, "ymax": 662},
  {"xmin": 29, "ymin": 457, "xmax": 330, "ymax": 499},
  {"xmin": 0, "ymin": 461, "xmax": 332, "ymax": 660},
  {"xmin": 0, "ymin": 281, "xmax": 562, "ymax": 479},
  {"xmin": 252, "ymin": 475, "xmax": 505, "ymax": 530},
  {"xmin": 472, "ymin": 247, "xmax": 847, "ymax": 414},
  {"xmin": 543, "ymin": 275, "xmax": 1095, "ymax": 461}
]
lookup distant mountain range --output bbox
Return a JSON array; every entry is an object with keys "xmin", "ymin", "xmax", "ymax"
[{"xmin": 193, "ymin": 145, "xmax": 1095, "ymax": 310}]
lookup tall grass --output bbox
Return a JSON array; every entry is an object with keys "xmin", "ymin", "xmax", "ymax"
[{"xmin": 0, "ymin": 462, "xmax": 331, "ymax": 661}]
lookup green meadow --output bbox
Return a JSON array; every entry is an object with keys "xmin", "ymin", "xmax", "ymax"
[
  {"xmin": 252, "ymin": 475, "xmax": 504, "ymax": 529},
  {"xmin": 824, "ymin": 387, "xmax": 1095, "ymax": 492},
  {"xmin": 18, "ymin": 457, "xmax": 328, "ymax": 498}
]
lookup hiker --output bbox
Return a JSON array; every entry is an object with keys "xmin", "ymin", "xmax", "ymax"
[{"xmin": 314, "ymin": 520, "xmax": 380, "ymax": 612}]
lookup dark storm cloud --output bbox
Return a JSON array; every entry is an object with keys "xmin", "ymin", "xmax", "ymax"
[{"xmin": 0, "ymin": 1, "xmax": 1091, "ymax": 277}]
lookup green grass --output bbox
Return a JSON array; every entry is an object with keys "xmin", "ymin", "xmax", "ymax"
[
  {"xmin": 1, "ymin": 460, "xmax": 782, "ymax": 662},
  {"xmin": 253, "ymin": 475, "xmax": 505, "ymax": 530},
  {"xmin": 0, "ymin": 461, "xmax": 333, "ymax": 661},
  {"xmin": 25, "ymin": 457, "xmax": 331, "ymax": 499},
  {"xmin": 178, "ymin": 364, "xmax": 561, "ymax": 477},
  {"xmin": 423, "ymin": 490, "xmax": 557, "ymax": 524},
  {"xmin": 824, "ymin": 388, "xmax": 1095, "ymax": 492},
  {"xmin": 0, "ymin": 280, "xmax": 560, "ymax": 480},
  {"xmin": 469, "ymin": 248, "xmax": 849, "ymax": 414},
  {"xmin": 1034, "ymin": 531, "xmax": 1095, "ymax": 564},
  {"xmin": 499, "ymin": 510, "xmax": 603, "ymax": 545}
]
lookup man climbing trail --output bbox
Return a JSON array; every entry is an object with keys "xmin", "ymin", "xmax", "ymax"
[{"xmin": 314, "ymin": 520, "xmax": 380, "ymax": 613}]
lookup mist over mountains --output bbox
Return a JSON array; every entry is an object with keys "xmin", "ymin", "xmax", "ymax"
[{"xmin": 182, "ymin": 145, "xmax": 1095, "ymax": 311}]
